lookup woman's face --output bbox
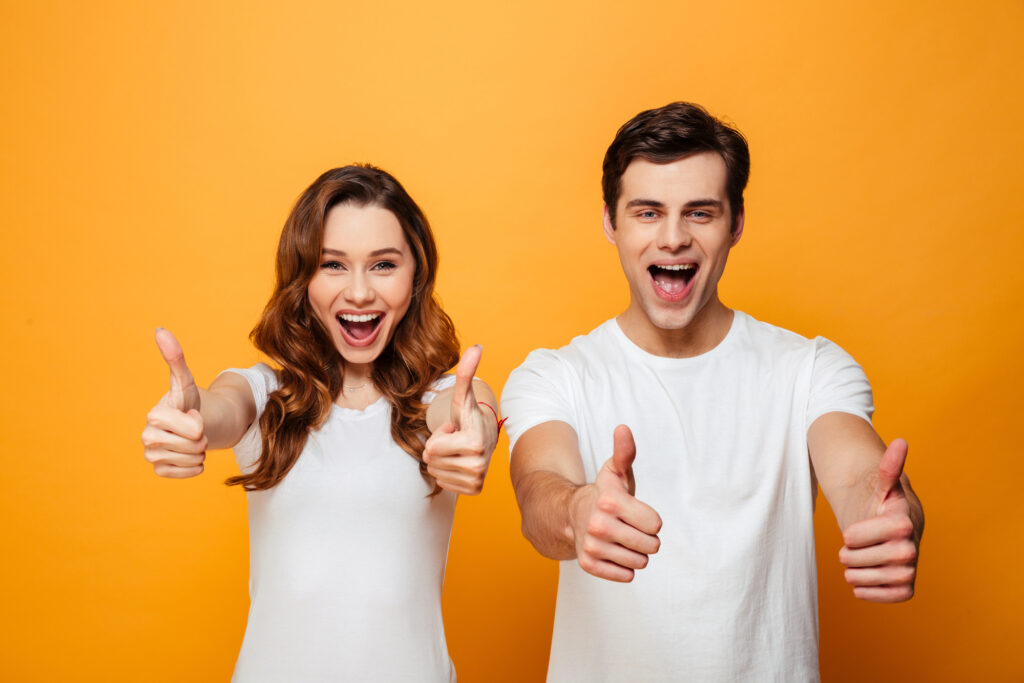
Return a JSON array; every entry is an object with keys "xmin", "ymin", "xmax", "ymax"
[{"xmin": 307, "ymin": 202, "xmax": 416, "ymax": 371}]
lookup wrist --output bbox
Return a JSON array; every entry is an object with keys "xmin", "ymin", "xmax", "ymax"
[{"xmin": 566, "ymin": 483, "xmax": 594, "ymax": 540}]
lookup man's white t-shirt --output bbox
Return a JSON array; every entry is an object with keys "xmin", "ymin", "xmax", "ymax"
[
  {"xmin": 225, "ymin": 364, "xmax": 458, "ymax": 683},
  {"xmin": 501, "ymin": 311, "xmax": 873, "ymax": 683}
]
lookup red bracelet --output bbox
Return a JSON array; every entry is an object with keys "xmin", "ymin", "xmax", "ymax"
[{"xmin": 478, "ymin": 402, "xmax": 508, "ymax": 432}]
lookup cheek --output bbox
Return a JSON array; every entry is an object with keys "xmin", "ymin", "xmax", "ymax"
[{"xmin": 306, "ymin": 277, "xmax": 333, "ymax": 315}]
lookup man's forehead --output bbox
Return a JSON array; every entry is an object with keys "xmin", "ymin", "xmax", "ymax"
[{"xmin": 619, "ymin": 153, "xmax": 728, "ymax": 204}]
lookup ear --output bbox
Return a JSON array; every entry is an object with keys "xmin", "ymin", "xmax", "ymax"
[
  {"xmin": 602, "ymin": 205, "xmax": 617, "ymax": 245},
  {"xmin": 730, "ymin": 209, "xmax": 745, "ymax": 247}
]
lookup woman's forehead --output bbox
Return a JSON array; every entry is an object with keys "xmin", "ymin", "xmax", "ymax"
[{"xmin": 321, "ymin": 203, "xmax": 411, "ymax": 255}]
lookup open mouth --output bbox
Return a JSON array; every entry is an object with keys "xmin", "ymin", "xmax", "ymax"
[
  {"xmin": 648, "ymin": 263, "xmax": 697, "ymax": 298},
  {"xmin": 337, "ymin": 312, "xmax": 383, "ymax": 346}
]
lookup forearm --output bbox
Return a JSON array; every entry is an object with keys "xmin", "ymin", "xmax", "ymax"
[
  {"xmin": 514, "ymin": 469, "xmax": 582, "ymax": 560},
  {"xmin": 198, "ymin": 379, "xmax": 256, "ymax": 450}
]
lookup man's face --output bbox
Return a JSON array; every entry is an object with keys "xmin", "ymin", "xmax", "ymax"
[{"xmin": 604, "ymin": 152, "xmax": 742, "ymax": 348}]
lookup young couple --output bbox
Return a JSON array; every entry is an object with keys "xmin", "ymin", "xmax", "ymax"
[{"xmin": 142, "ymin": 102, "xmax": 923, "ymax": 682}]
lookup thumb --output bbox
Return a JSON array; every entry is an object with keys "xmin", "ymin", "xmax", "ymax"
[
  {"xmin": 451, "ymin": 344, "xmax": 482, "ymax": 428},
  {"xmin": 606, "ymin": 424, "xmax": 637, "ymax": 493},
  {"xmin": 155, "ymin": 328, "xmax": 200, "ymax": 412},
  {"xmin": 873, "ymin": 438, "xmax": 908, "ymax": 513}
]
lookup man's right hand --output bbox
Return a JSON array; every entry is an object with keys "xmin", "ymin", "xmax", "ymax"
[
  {"xmin": 141, "ymin": 328, "xmax": 207, "ymax": 478},
  {"xmin": 568, "ymin": 424, "xmax": 662, "ymax": 582}
]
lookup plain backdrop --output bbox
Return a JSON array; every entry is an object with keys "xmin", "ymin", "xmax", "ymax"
[{"xmin": 2, "ymin": 1, "xmax": 1022, "ymax": 681}]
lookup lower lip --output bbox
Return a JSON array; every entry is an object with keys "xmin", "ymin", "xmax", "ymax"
[
  {"xmin": 650, "ymin": 271, "xmax": 696, "ymax": 302},
  {"xmin": 337, "ymin": 317, "xmax": 385, "ymax": 348}
]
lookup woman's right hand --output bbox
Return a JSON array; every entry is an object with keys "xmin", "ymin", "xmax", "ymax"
[{"xmin": 141, "ymin": 328, "xmax": 207, "ymax": 478}]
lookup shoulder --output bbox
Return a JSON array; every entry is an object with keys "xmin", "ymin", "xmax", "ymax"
[
  {"xmin": 510, "ymin": 320, "xmax": 618, "ymax": 379},
  {"xmin": 734, "ymin": 311, "xmax": 817, "ymax": 354},
  {"xmin": 422, "ymin": 374, "xmax": 457, "ymax": 405},
  {"xmin": 220, "ymin": 363, "xmax": 279, "ymax": 408}
]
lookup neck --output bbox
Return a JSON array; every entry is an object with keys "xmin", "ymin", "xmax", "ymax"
[
  {"xmin": 334, "ymin": 362, "xmax": 381, "ymax": 409},
  {"xmin": 618, "ymin": 298, "xmax": 734, "ymax": 358}
]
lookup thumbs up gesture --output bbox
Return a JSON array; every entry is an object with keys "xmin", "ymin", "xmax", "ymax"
[
  {"xmin": 569, "ymin": 425, "xmax": 662, "ymax": 583},
  {"xmin": 141, "ymin": 329, "xmax": 208, "ymax": 478},
  {"xmin": 838, "ymin": 439, "xmax": 919, "ymax": 602},
  {"xmin": 422, "ymin": 345, "xmax": 499, "ymax": 495}
]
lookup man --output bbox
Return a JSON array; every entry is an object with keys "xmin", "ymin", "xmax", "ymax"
[{"xmin": 501, "ymin": 102, "xmax": 923, "ymax": 682}]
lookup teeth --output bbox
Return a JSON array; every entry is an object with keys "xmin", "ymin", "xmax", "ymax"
[
  {"xmin": 654, "ymin": 264, "xmax": 696, "ymax": 271},
  {"xmin": 338, "ymin": 313, "xmax": 380, "ymax": 322}
]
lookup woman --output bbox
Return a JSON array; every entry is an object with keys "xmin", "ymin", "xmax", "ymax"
[{"xmin": 141, "ymin": 165, "xmax": 500, "ymax": 682}]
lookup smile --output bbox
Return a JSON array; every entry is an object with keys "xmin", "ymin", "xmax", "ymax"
[
  {"xmin": 336, "ymin": 311, "xmax": 384, "ymax": 347},
  {"xmin": 648, "ymin": 263, "xmax": 697, "ymax": 300}
]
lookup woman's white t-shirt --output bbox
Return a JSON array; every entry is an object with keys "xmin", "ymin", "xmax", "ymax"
[{"xmin": 225, "ymin": 364, "xmax": 457, "ymax": 683}]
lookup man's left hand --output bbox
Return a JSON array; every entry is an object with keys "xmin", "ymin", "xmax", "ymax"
[{"xmin": 838, "ymin": 438, "xmax": 919, "ymax": 603}]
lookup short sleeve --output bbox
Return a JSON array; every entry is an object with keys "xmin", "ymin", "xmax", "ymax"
[
  {"xmin": 500, "ymin": 349, "xmax": 578, "ymax": 451},
  {"xmin": 806, "ymin": 337, "xmax": 874, "ymax": 429},
  {"xmin": 422, "ymin": 374, "xmax": 457, "ymax": 404},
  {"xmin": 220, "ymin": 363, "xmax": 279, "ymax": 472}
]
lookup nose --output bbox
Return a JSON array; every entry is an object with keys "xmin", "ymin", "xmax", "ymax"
[
  {"xmin": 343, "ymin": 270, "xmax": 374, "ymax": 306},
  {"xmin": 656, "ymin": 215, "xmax": 692, "ymax": 251}
]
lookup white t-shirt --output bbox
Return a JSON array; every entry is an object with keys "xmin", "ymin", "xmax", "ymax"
[
  {"xmin": 500, "ymin": 312, "xmax": 873, "ymax": 683},
  {"xmin": 225, "ymin": 364, "xmax": 458, "ymax": 683}
]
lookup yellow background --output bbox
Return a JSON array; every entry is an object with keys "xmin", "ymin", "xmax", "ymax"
[{"xmin": 2, "ymin": 1, "xmax": 1022, "ymax": 680}]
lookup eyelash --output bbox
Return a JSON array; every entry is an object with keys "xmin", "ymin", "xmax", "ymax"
[{"xmin": 319, "ymin": 261, "xmax": 398, "ymax": 271}]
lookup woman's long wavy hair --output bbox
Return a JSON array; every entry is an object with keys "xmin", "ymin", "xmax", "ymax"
[{"xmin": 225, "ymin": 165, "xmax": 460, "ymax": 491}]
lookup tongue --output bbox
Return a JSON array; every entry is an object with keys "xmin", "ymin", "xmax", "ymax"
[
  {"xmin": 652, "ymin": 270, "xmax": 691, "ymax": 295},
  {"xmin": 343, "ymin": 320, "xmax": 377, "ymax": 340}
]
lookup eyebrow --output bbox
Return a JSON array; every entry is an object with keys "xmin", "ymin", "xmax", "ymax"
[
  {"xmin": 320, "ymin": 247, "xmax": 405, "ymax": 258},
  {"xmin": 624, "ymin": 198, "xmax": 724, "ymax": 211}
]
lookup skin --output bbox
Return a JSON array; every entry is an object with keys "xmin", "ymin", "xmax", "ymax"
[
  {"xmin": 143, "ymin": 202, "xmax": 498, "ymax": 495},
  {"xmin": 511, "ymin": 153, "xmax": 923, "ymax": 600}
]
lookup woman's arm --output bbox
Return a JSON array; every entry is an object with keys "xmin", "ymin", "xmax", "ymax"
[
  {"xmin": 141, "ymin": 328, "xmax": 257, "ymax": 478},
  {"xmin": 422, "ymin": 345, "xmax": 500, "ymax": 495}
]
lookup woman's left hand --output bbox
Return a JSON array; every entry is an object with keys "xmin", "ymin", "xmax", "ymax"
[{"xmin": 423, "ymin": 345, "xmax": 499, "ymax": 495}]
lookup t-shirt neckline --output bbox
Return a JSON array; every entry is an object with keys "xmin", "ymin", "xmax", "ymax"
[{"xmin": 608, "ymin": 310, "xmax": 745, "ymax": 366}]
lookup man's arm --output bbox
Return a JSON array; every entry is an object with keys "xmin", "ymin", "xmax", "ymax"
[
  {"xmin": 808, "ymin": 411, "xmax": 924, "ymax": 602},
  {"xmin": 510, "ymin": 421, "xmax": 662, "ymax": 582}
]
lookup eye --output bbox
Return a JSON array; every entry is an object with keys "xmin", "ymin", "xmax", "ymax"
[
  {"xmin": 372, "ymin": 261, "xmax": 398, "ymax": 271},
  {"xmin": 320, "ymin": 260, "xmax": 345, "ymax": 271},
  {"xmin": 688, "ymin": 209, "xmax": 714, "ymax": 222}
]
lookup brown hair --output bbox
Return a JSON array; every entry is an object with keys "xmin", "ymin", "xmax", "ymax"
[
  {"xmin": 602, "ymin": 101, "xmax": 750, "ymax": 231},
  {"xmin": 226, "ymin": 165, "xmax": 460, "ymax": 491}
]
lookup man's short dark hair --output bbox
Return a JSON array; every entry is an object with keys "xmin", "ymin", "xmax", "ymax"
[{"xmin": 602, "ymin": 102, "xmax": 750, "ymax": 231}]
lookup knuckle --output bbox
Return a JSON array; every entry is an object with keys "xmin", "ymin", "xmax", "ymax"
[
  {"xmin": 894, "ymin": 517, "xmax": 914, "ymax": 538},
  {"xmin": 586, "ymin": 518, "xmax": 608, "ymax": 538},
  {"xmin": 596, "ymin": 493, "xmax": 618, "ymax": 514},
  {"xmin": 897, "ymin": 542, "xmax": 918, "ymax": 564}
]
